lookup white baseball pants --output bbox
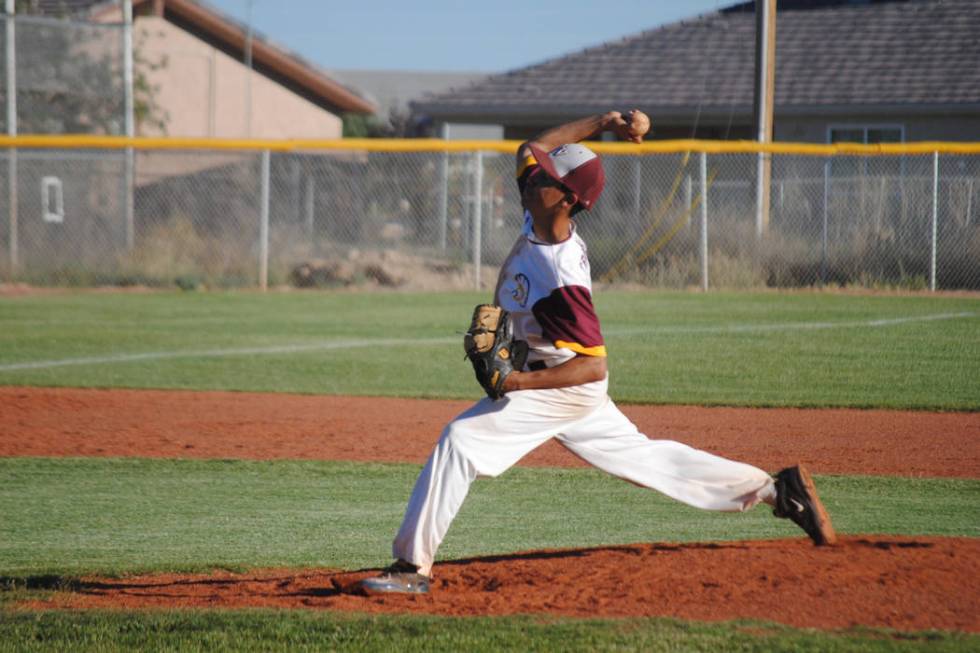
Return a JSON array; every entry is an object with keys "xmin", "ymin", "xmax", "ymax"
[{"xmin": 392, "ymin": 379, "xmax": 776, "ymax": 576}]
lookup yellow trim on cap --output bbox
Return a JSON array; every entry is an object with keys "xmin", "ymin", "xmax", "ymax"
[
  {"xmin": 555, "ymin": 340, "xmax": 607, "ymax": 357},
  {"xmin": 516, "ymin": 154, "xmax": 537, "ymax": 178}
]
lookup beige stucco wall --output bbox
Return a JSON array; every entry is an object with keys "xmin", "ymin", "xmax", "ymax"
[
  {"xmin": 776, "ymin": 114, "xmax": 980, "ymax": 143},
  {"xmin": 134, "ymin": 17, "xmax": 342, "ymax": 139}
]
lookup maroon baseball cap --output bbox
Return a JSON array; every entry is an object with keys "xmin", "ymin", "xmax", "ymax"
[{"xmin": 528, "ymin": 143, "xmax": 605, "ymax": 210}]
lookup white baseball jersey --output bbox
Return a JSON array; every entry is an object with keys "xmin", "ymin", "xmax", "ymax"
[{"xmin": 494, "ymin": 214, "xmax": 605, "ymax": 372}]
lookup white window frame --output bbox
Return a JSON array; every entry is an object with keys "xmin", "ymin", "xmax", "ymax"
[
  {"xmin": 826, "ymin": 124, "xmax": 908, "ymax": 178},
  {"xmin": 826, "ymin": 123, "xmax": 906, "ymax": 144},
  {"xmin": 41, "ymin": 176, "xmax": 65, "ymax": 224}
]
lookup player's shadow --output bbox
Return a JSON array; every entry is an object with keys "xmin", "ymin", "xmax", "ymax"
[
  {"xmin": 0, "ymin": 575, "xmax": 82, "ymax": 592},
  {"xmin": 439, "ymin": 540, "xmax": 754, "ymax": 567},
  {"xmin": 0, "ymin": 573, "xmax": 301, "ymax": 600}
]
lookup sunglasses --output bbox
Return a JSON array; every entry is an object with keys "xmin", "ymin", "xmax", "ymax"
[{"xmin": 527, "ymin": 169, "xmax": 570, "ymax": 193}]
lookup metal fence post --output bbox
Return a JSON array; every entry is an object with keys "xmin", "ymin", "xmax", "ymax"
[
  {"xmin": 755, "ymin": 151, "xmax": 771, "ymax": 238},
  {"xmin": 821, "ymin": 160, "xmax": 830, "ymax": 285},
  {"xmin": 5, "ymin": 0, "xmax": 17, "ymax": 274},
  {"xmin": 437, "ymin": 123, "xmax": 449, "ymax": 250},
  {"xmin": 632, "ymin": 157, "xmax": 642, "ymax": 218},
  {"xmin": 684, "ymin": 174, "xmax": 692, "ymax": 231},
  {"xmin": 123, "ymin": 0, "xmax": 134, "ymax": 250},
  {"xmin": 290, "ymin": 157, "xmax": 301, "ymax": 224},
  {"xmin": 304, "ymin": 174, "xmax": 315, "ymax": 241},
  {"xmin": 930, "ymin": 151, "xmax": 939, "ymax": 291},
  {"xmin": 259, "ymin": 150, "xmax": 270, "ymax": 290},
  {"xmin": 699, "ymin": 151, "xmax": 708, "ymax": 291},
  {"xmin": 472, "ymin": 150, "xmax": 483, "ymax": 290},
  {"xmin": 966, "ymin": 179, "xmax": 974, "ymax": 226}
]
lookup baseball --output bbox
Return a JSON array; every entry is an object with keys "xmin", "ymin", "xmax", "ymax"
[{"xmin": 627, "ymin": 110, "xmax": 650, "ymax": 139}]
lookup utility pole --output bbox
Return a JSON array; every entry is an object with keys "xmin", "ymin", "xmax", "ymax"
[
  {"xmin": 753, "ymin": 0, "xmax": 776, "ymax": 237},
  {"xmin": 5, "ymin": 0, "xmax": 17, "ymax": 273},
  {"xmin": 123, "ymin": 0, "xmax": 135, "ymax": 249}
]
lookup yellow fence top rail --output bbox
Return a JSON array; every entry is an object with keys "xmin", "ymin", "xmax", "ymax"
[{"xmin": 2, "ymin": 135, "xmax": 980, "ymax": 156}]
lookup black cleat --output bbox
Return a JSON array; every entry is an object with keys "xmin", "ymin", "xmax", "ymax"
[
  {"xmin": 359, "ymin": 560, "xmax": 430, "ymax": 595},
  {"xmin": 773, "ymin": 464, "xmax": 838, "ymax": 546}
]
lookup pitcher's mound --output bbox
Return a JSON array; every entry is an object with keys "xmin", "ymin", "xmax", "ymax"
[{"xmin": 23, "ymin": 536, "xmax": 980, "ymax": 632}]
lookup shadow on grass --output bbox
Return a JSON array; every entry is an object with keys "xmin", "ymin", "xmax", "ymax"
[
  {"xmin": 1, "ymin": 575, "xmax": 82, "ymax": 592},
  {"xmin": 1, "ymin": 573, "xmax": 302, "ymax": 596}
]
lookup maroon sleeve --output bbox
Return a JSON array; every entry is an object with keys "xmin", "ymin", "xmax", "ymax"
[{"xmin": 531, "ymin": 285, "xmax": 606, "ymax": 356}]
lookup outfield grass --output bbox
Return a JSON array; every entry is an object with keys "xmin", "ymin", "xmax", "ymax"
[
  {"xmin": 2, "ymin": 290, "xmax": 977, "ymax": 648},
  {"xmin": 0, "ymin": 290, "xmax": 977, "ymax": 409},
  {"xmin": 1, "ymin": 610, "xmax": 975, "ymax": 653},
  {"xmin": 0, "ymin": 458, "xmax": 976, "ymax": 577}
]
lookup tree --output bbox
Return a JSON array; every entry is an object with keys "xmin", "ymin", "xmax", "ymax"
[
  {"xmin": 1, "ymin": 4, "xmax": 167, "ymax": 135},
  {"xmin": 342, "ymin": 107, "xmax": 432, "ymax": 139}
]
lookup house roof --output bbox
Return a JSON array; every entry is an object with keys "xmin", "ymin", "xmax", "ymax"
[
  {"xmin": 412, "ymin": 0, "xmax": 980, "ymax": 124},
  {"xmin": 29, "ymin": 0, "xmax": 376, "ymax": 115},
  {"xmin": 328, "ymin": 69, "xmax": 488, "ymax": 120}
]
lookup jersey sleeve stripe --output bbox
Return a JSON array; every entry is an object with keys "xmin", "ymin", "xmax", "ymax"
[
  {"xmin": 554, "ymin": 340, "xmax": 607, "ymax": 357},
  {"xmin": 531, "ymin": 285, "xmax": 605, "ymax": 355}
]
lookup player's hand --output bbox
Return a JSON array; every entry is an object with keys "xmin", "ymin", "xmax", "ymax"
[
  {"xmin": 606, "ymin": 109, "xmax": 648, "ymax": 144},
  {"xmin": 605, "ymin": 111, "xmax": 637, "ymax": 143},
  {"xmin": 501, "ymin": 371, "xmax": 522, "ymax": 393},
  {"xmin": 621, "ymin": 109, "xmax": 650, "ymax": 144}
]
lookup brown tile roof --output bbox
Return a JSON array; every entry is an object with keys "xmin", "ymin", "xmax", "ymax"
[
  {"xmin": 21, "ymin": 0, "xmax": 376, "ymax": 115},
  {"xmin": 413, "ymin": 0, "xmax": 980, "ymax": 122}
]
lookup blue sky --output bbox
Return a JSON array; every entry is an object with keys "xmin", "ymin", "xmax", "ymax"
[{"xmin": 203, "ymin": 0, "xmax": 729, "ymax": 72}]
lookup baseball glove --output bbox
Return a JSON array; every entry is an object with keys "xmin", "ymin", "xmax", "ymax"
[{"xmin": 463, "ymin": 304, "xmax": 528, "ymax": 400}]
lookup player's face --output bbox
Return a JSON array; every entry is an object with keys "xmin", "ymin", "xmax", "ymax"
[{"xmin": 523, "ymin": 169, "xmax": 572, "ymax": 217}]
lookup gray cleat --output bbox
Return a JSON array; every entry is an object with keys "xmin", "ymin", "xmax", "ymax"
[{"xmin": 359, "ymin": 560, "xmax": 431, "ymax": 595}]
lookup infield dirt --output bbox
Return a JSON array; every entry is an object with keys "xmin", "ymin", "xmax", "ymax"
[
  {"xmin": 2, "ymin": 387, "xmax": 978, "ymax": 477},
  {"xmin": 4, "ymin": 386, "xmax": 979, "ymax": 632},
  {"xmin": 19, "ymin": 537, "xmax": 980, "ymax": 633}
]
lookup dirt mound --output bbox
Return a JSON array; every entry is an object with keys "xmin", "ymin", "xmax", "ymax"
[
  {"xmin": 21, "ymin": 537, "xmax": 979, "ymax": 633},
  {"xmin": 2, "ymin": 387, "xmax": 978, "ymax": 477},
  {"xmin": 288, "ymin": 249, "xmax": 499, "ymax": 291}
]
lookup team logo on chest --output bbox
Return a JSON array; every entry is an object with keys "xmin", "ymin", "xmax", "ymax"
[{"xmin": 511, "ymin": 273, "xmax": 530, "ymax": 307}]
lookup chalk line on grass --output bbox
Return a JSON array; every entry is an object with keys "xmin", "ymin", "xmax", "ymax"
[
  {"xmin": 606, "ymin": 311, "xmax": 977, "ymax": 337},
  {"xmin": 0, "ymin": 338, "xmax": 455, "ymax": 372},
  {"xmin": 0, "ymin": 312, "xmax": 974, "ymax": 373}
]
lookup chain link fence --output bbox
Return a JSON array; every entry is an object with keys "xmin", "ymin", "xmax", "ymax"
[
  {"xmin": 1, "ymin": 143, "xmax": 978, "ymax": 292},
  {"xmin": 1, "ymin": 13, "xmax": 126, "ymax": 135},
  {"xmin": 0, "ymin": 10, "xmax": 975, "ymax": 293}
]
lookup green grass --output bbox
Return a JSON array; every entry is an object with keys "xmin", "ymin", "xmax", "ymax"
[
  {"xmin": 1, "ymin": 610, "xmax": 975, "ymax": 652},
  {"xmin": 1, "ymin": 290, "xmax": 977, "ymax": 409},
  {"xmin": 0, "ymin": 458, "xmax": 976, "ymax": 578},
  {"xmin": 2, "ymin": 290, "xmax": 978, "ymax": 647}
]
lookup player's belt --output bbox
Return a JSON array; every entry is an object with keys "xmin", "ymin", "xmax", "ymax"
[{"xmin": 528, "ymin": 361, "xmax": 547, "ymax": 371}]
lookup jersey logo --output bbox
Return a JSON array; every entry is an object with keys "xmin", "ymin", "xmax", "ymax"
[{"xmin": 511, "ymin": 273, "xmax": 530, "ymax": 308}]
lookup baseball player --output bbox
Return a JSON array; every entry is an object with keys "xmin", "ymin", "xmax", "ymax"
[{"xmin": 360, "ymin": 111, "xmax": 836, "ymax": 595}]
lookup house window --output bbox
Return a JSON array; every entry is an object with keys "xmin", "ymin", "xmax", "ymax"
[
  {"xmin": 830, "ymin": 127, "xmax": 866, "ymax": 144},
  {"xmin": 828, "ymin": 125, "xmax": 904, "ymax": 144},
  {"xmin": 827, "ymin": 124, "xmax": 905, "ymax": 176}
]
